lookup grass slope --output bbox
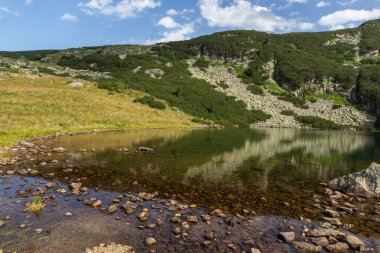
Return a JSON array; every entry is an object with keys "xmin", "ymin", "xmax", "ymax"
[{"xmin": 0, "ymin": 73, "xmax": 197, "ymax": 147}]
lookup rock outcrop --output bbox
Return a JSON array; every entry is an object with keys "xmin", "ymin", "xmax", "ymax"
[{"xmin": 328, "ymin": 162, "xmax": 380, "ymax": 198}]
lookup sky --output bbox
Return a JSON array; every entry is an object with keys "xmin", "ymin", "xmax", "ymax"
[{"xmin": 0, "ymin": 0, "xmax": 379, "ymax": 51}]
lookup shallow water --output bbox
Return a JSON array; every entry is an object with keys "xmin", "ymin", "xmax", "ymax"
[{"xmin": 40, "ymin": 128, "xmax": 380, "ymax": 217}]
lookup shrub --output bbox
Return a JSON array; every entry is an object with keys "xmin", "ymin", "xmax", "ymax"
[
  {"xmin": 217, "ymin": 81, "xmax": 229, "ymax": 89},
  {"xmin": 295, "ymin": 116, "xmax": 348, "ymax": 130},
  {"xmin": 332, "ymin": 104, "xmax": 342, "ymax": 110},
  {"xmin": 247, "ymin": 85, "xmax": 264, "ymax": 96},
  {"xmin": 278, "ymin": 94, "xmax": 309, "ymax": 109},
  {"xmin": 193, "ymin": 57, "xmax": 209, "ymax": 71},
  {"xmin": 134, "ymin": 96, "xmax": 166, "ymax": 110},
  {"xmin": 280, "ymin": 110, "xmax": 297, "ymax": 116}
]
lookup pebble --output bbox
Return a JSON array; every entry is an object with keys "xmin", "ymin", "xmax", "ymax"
[
  {"xmin": 146, "ymin": 237, "xmax": 156, "ymax": 246},
  {"xmin": 65, "ymin": 212, "xmax": 73, "ymax": 216}
]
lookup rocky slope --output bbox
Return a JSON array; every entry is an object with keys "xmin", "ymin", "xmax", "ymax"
[{"xmin": 188, "ymin": 61, "xmax": 372, "ymax": 128}]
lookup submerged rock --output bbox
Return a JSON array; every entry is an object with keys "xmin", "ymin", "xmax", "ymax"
[{"xmin": 328, "ymin": 162, "xmax": 380, "ymax": 198}]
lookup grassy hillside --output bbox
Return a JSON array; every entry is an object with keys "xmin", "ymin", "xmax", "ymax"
[{"xmin": 0, "ymin": 72, "xmax": 197, "ymax": 147}]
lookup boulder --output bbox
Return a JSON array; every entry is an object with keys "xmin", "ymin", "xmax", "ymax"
[
  {"xmin": 328, "ymin": 163, "xmax": 380, "ymax": 198},
  {"xmin": 278, "ymin": 232, "xmax": 295, "ymax": 242}
]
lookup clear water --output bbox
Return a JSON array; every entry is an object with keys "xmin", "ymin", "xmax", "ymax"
[{"xmin": 41, "ymin": 128, "xmax": 380, "ymax": 217}]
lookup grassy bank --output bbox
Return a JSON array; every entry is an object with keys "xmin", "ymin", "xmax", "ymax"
[{"xmin": 0, "ymin": 73, "xmax": 197, "ymax": 148}]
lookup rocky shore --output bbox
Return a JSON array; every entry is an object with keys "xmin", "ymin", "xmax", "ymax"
[{"xmin": 0, "ymin": 137, "xmax": 379, "ymax": 252}]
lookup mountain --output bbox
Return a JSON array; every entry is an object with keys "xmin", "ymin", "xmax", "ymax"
[{"xmin": 1, "ymin": 20, "xmax": 379, "ymax": 129}]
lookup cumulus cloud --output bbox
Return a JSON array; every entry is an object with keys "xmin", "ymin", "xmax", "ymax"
[
  {"xmin": 199, "ymin": 0, "xmax": 314, "ymax": 32},
  {"xmin": 157, "ymin": 16, "xmax": 180, "ymax": 29},
  {"xmin": 316, "ymin": 1, "xmax": 331, "ymax": 8},
  {"xmin": 78, "ymin": 0, "xmax": 161, "ymax": 19},
  {"xmin": 61, "ymin": 13, "xmax": 78, "ymax": 22},
  {"xmin": 166, "ymin": 8, "xmax": 194, "ymax": 16},
  {"xmin": 319, "ymin": 8, "xmax": 380, "ymax": 28}
]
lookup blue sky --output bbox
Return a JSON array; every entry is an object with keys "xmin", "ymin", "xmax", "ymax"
[{"xmin": 0, "ymin": 0, "xmax": 379, "ymax": 51}]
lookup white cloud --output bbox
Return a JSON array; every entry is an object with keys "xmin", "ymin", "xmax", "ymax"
[
  {"xmin": 25, "ymin": 0, "xmax": 33, "ymax": 5},
  {"xmin": 61, "ymin": 13, "xmax": 79, "ymax": 22},
  {"xmin": 337, "ymin": 0, "xmax": 360, "ymax": 6},
  {"xmin": 319, "ymin": 8, "xmax": 380, "ymax": 28},
  {"xmin": 287, "ymin": 0, "xmax": 307, "ymax": 3},
  {"xmin": 158, "ymin": 16, "xmax": 180, "ymax": 29},
  {"xmin": 316, "ymin": 1, "xmax": 330, "ymax": 8},
  {"xmin": 166, "ymin": 8, "xmax": 193, "ymax": 16},
  {"xmin": 79, "ymin": 0, "xmax": 161, "ymax": 19},
  {"xmin": 0, "ymin": 6, "xmax": 19, "ymax": 16},
  {"xmin": 199, "ymin": 0, "xmax": 314, "ymax": 32}
]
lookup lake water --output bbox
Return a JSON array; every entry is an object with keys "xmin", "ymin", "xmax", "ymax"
[{"xmin": 41, "ymin": 128, "xmax": 380, "ymax": 219}]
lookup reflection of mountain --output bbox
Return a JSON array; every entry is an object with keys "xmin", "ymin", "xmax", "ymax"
[{"xmin": 184, "ymin": 129, "xmax": 376, "ymax": 190}]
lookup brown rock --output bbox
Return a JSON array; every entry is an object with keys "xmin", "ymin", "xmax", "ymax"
[
  {"xmin": 325, "ymin": 242, "xmax": 349, "ymax": 252},
  {"xmin": 310, "ymin": 237, "xmax": 329, "ymax": 247},
  {"xmin": 108, "ymin": 205, "xmax": 118, "ymax": 214},
  {"xmin": 293, "ymin": 242, "xmax": 322, "ymax": 252},
  {"xmin": 345, "ymin": 235, "xmax": 365, "ymax": 250},
  {"xmin": 278, "ymin": 232, "xmax": 295, "ymax": 243},
  {"xmin": 92, "ymin": 200, "xmax": 102, "ymax": 208},
  {"xmin": 308, "ymin": 228, "xmax": 345, "ymax": 239}
]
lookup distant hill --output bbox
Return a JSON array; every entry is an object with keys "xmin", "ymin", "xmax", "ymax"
[{"xmin": 1, "ymin": 20, "xmax": 379, "ymax": 128}]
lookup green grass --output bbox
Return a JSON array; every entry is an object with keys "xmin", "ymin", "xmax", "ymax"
[
  {"xmin": 26, "ymin": 196, "xmax": 45, "ymax": 215},
  {"xmin": 263, "ymin": 83, "xmax": 286, "ymax": 95},
  {"xmin": 306, "ymin": 92, "xmax": 350, "ymax": 106},
  {"xmin": 0, "ymin": 73, "xmax": 197, "ymax": 148}
]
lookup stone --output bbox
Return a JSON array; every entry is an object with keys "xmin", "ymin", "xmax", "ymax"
[
  {"xmin": 325, "ymin": 242, "xmax": 349, "ymax": 252},
  {"xmin": 108, "ymin": 205, "xmax": 118, "ymax": 214},
  {"xmin": 65, "ymin": 212, "xmax": 73, "ymax": 216},
  {"xmin": 293, "ymin": 242, "xmax": 322, "ymax": 252},
  {"xmin": 137, "ymin": 147, "xmax": 154, "ymax": 153},
  {"xmin": 92, "ymin": 200, "xmax": 102, "ymax": 208},
  {"xmin": 310, "ymin": 237, "xmax": 329, "ymax": 247},
  {"xmin": 0, "ymin": 220, "xmax": 5, "ymax": 228},
  {"xmin": 278, "ymin": 232, "xmax": 295, "ymax": 242},
  {"xmin": 323, "ymin": 209, "xmax": 340, "ymax": 218},
  {"xmin": 171, "ymin": 217, "xmax": 180, "ymax": 223},
  {"xmin": 46, "ymin": 182, "xmax": 54, "ymax": 189},
  {"xmin": 345, "ymin": 235, "xmax": 365, "ymax": 250},
  {"xmin": 84, "ymin": 243, "xmax": 134, "ymax": 253},
  {"xmin": 122, "ymin": 202, "xmax": 137, "ymax": 214},
  {"xmin": 20, "ymin": 140, "xmax": 34, "ymax": 148},
  {"xmin": 35, "ymin": 228, "xmax": 43, "ymax": 234},
  {"xmin": 308, "ymin": 228, "xmax": 345, "ymax": 238},
  {"xmin": 250, "ymin": 249, "xmax": 261, "ymax": 253},
  {"xmin": 52, "ymin": 147, "xmax": 66, "ymax": 153},
  {"xmin": 146, "ymin": 237, "xmax": 156, "ymax": 246},
  {"xmin": 187, "ymin": 216, "xmax": 198, "ymax": 223},
  {"xmin": 69, "ymin": 182, "xmax": 82, "ymax": 190},
  {"xmin": 322, "ymin": 217, "xmax": 343, "ymax": 226},
  {"xmin": 139, "ymin": 210, "xmax": 149, "ymax": 221},
  {"xmin": 328, "ymin": 162, "xmax": 380, "ymax": 197}
]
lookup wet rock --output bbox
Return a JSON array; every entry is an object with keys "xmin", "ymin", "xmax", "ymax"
[
  {"xmin": 345, "ymin": 235, "xmax": 365, "ymax": 250},
  {"xmin": 92, "ymin": 200, "xmax": 102, "ymax": 208},
  {"xmin": 323, "ymin": 209, "xmax": 340, "ymax": 218},
  {"xmin": 52, "ymin": 147, "xmax": 66, "ymax": 153},
  {"xmin": 108, "ymin": 205, "xmax": 118, "ymax": 214},
  {"xmin": 187, "ymin": 216, "xmax": 198, "ymax": 223},
  {"xmin": 325, "ymin": 242, "xmax": 349, "ymax": 252},
  {"xmin": 322, "ymin": 217, "xmax": 342, "ymax": 226},
  {"xmin": 137, "ymin": 147, "xmax": 154, "ymax": 153},
  {"xmin": 138, "ymin": 192, "xmax": 154, "ymax": 201},
  {"xmin": 146, "ymin": 237, "xmax": 156, "ymax": 246},
  {"xmin": 310, "ymin": 237, "xmax": 329, "ymax": 247},
  {"xmin": 171, "ymin": 217, "xmax": 180, "ymax": 223},
  {"xmin": 69, "ymin": 182, "xmax": 81, "ymax": 191},
  {"xmin": 308, "ymin": 228, "xmax": 345, "ymax": 239},
  {"xmin": 46, "ymin": 182, "xmax": 54, "ymax": 189},
  {"xmin": 293, "ymin": 242, "xmax": 322, "ymax": 252},
  {"xmin": 278, "ymin": 232, "xmax": 295, "ymax": 242},
  {"xmin": 250, "ymin": 249, "xmax": 261, "ymax": 253},
  {"xmin": 20, "ymin": 140, "xmax": 34, "ymax": 148},
  {"xmin": 122, "ymin": 202, "xmax": 137, "ymax": 214},
  {"xmin": 328, "ymin": 162, "xmax": 380, "ymax": 198},
  {"xmin": 139, "ymin": 208, "xmax": 149, "ymax": 221}
]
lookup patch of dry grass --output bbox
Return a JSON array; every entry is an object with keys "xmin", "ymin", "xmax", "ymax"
[{"xmin": 0, "ymin": 73, "xmax": 197, "ymax": 147}]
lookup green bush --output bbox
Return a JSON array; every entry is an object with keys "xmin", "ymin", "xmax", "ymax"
[
  {"xmin": 247, "ymin": 85, "xmax": 264, "ymax": 96},
  {"xmin": 280, "ymin": 110, "xmax": 297, "ymax": 116},
  {"xmin": 217, "ymin": 81, "xmax": 228, "ymax": 89},
  {"xmin": 134, "ymin": 96, "xmax": 166, "ymax": 110},
  {"xmin": 295, "ymin": 116, "xmax": 348, "ymax": 130},
  {"xmin": 193, "ymin": 57, "xmax": 209, "ymax": 71},
  {"xmin": 278, "ymin": 94, "xmax": 309, "ymax": 109},
  {"xmin": 332, "ymin": 104, "xmax": 342, "ymax": 110}
]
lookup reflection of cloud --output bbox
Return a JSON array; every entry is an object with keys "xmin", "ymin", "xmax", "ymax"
[{"xmin": 184, "ymin": 129, "xmax": 372, "ymax": 190}]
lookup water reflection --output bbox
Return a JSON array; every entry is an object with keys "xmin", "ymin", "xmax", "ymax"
[{"xmin": 46, "ymin": 128, "xmax": 380, "ymax": 215}]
